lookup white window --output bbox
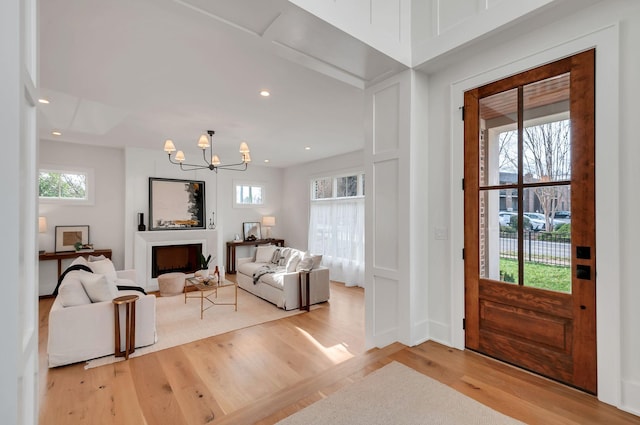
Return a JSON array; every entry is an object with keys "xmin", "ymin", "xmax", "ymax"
[
  {"xmin": 234, "ymin": 182, "xmax": 264, "ymax": 207},
  {"xmin": 311, "ymin": 173, "xmax": 364, "ymax": 200},
  {"xmin": 39, "ymin": 166, "xmax": 94, "ymax": 205},
  {"xmin": 308, "ymin": 171, "xmax": 365, "ymax": 287}
]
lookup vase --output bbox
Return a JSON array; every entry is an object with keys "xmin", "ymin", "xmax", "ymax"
[{"xmin": 194, "ymin": 269, "xmax": 209, "ymax": 280}]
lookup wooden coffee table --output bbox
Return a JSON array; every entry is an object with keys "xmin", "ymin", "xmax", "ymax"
[{"xmin": 184, "ymin": 277, "xmax": 237, "ymax": 319}]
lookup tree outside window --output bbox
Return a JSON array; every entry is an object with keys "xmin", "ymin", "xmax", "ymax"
[{"xmin": 39, "ymin": 170, "xmax": 87, "ymax": 200}]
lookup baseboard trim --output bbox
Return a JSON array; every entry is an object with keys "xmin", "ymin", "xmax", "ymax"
[{"xmin": 621, "ymin": 379, "xmax": 640, "ymax": 416}]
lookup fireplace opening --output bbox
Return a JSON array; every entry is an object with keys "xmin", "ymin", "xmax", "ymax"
[{"xmin": 152, "ymin": 243, "xmax": 202, "ymax": 278}]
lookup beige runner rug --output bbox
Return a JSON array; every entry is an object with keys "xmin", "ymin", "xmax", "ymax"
[
  {"xmin": 86, "ymin": 286, "xmax": 307, "ymax": 369},
  {"xmin": 277, "ymin": 361, "xmax": 525, "ymax": 425}
]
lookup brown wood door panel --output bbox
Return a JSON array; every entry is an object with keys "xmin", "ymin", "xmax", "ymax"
[
  {"xmin": 479, "ymin": 279, "xmax": 573, "ymax": 317},
  {"xmin": 480, "ymin": 299, "xmax": 572, "ymax": 351},
  {"xmin": 478, "ymin": 331, "xmax": 574, "ymax": 383},
  {"xmin": 464, "ymin": 50, "xmax": 596, "ymax": 394}
]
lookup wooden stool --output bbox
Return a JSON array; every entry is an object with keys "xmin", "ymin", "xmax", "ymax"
[{"xmin": 113, "ymin": 295, "xmax": 139, "ymax": 359}]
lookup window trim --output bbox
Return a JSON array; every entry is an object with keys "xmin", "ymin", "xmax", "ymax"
[{"xmin": 38, "ymin": 164, "xmax": 95, "ymax": 205}]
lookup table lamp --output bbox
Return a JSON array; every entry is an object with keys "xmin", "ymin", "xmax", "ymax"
[
  {"xmin": 38, "ymin": 216, "xmax": 47, "ymax": 254},
  {"xmin": 262, "ymin": 216, "xmax": 275, "ymax": 239}
]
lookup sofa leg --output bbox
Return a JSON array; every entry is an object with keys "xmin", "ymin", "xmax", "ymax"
[{"xmin": 298, "ymin": 270, "xmax": 311, "ymax": 311}]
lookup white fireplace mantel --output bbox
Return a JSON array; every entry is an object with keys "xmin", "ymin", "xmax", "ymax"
[{"xmin": 134, "ymin": 229, "xmax": 218, "ymax": 291}]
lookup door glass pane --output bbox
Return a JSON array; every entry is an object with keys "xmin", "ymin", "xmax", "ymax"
[
  {"xmin": 480, "ymin": 189, "xmax": 519, "ymax": 284},
  {"xmin": 523, "ymin": 73, "xmax": 571, "ymax": 184},
  {"xmin": 479, "ymin": 89, "xmax": 518, "ymax": 187},
  {"xmin": 522, "ymin": 186, "xmax": 571, "ymax": 293}
]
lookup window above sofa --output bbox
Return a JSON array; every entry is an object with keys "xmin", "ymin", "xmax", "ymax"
[{"xmin": 234, "ymin": 180, "xmax": 264, "ymax": 208}]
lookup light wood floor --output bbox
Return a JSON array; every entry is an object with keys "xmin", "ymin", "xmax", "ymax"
[{"xmin": 38, "ymin": 280, "xmax": 639, "ymax": 425}]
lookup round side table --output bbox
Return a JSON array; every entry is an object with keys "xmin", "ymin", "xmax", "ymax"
[{"xmin": 113, "ymin": 294, "xmax": 139, "ymax": 359}]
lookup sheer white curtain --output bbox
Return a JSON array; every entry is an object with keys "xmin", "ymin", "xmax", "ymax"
[{"xmin": 308, "ymin": 198, "xmax": 365, "ymax": 287}]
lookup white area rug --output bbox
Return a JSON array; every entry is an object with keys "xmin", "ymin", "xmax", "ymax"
[
  {"xmin": 276, "ymin": 361, "xmax": 525, "ymax": 425},
  {"xmin": 86, "ymin": 285, "xmax": 305, "ymax": 369}
]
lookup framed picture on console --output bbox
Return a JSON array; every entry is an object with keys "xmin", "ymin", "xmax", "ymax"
[
  {"xmin": 243, "ymin": 222, "xmax": 262, "ymax": 241},
  {"xmin": 55, "ymin": 225, "xmax": 90, "ymax": 252},
  {"xmin": 149, "ymin": 177, "xmax": 206, "ymax": 230}
]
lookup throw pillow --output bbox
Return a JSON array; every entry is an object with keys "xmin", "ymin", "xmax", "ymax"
[
  {"xmin": 70, "ymin": 256, "xmax": 89, "ymax": 268},
  {"xmin": 255, "ymin": 245, "xmax": 276, "ymax": 263},
  {"xmin": 58, "ymin": 271, "xmax": 92, "ymax": 307},
  {"xmin": 270, "ymin": 247, "xmax": 282, "ymax": 264},
  {"xmin": 311, "ymin": 254, "xmax": 323, "ymax": 269},
  {"xmin": 286, "ymin": 251, "xmax": 301, "ymax": 273},
  {"xmin": 79, "ymin": 272, "xmax": 118, "ymax": 302},
  {"xmin": 296, "ymin": 251, "xmax": 314, "ymax": 271},
  {"xmin": 88, "ymin": 258, "xmax": 118, "ymax": 283},
  {"xmin": 278, "ymin": 247, "xmax": 291, "ymax": 266},
  {"xmin": 88, "ymin": 254, "xmax": 106, "ymax": 262}
]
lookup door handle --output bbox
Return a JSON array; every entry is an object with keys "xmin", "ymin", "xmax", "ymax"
[{"xmin": 577, "ymin": 265, "xmax": 591, "ymax": 280}]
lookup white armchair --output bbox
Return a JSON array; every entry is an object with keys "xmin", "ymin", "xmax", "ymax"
[{"xmin": 48, "ymin": 262, "xmax": 157, "ymax": 368}]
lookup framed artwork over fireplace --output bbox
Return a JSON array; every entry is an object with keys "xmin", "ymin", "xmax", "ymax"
[{"xmin": 149, "ymin": 177, "xmax": 206, "ymax": 230}]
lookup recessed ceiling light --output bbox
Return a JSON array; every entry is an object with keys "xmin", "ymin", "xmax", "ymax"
[
  {"xmin": 51, "ymin": 131, "xmax": 62, "ymax": 136},
  {"xmin": 38, "ymin": 98, "xmax": 50, "ymax": 104},
  {"xmin": 305, "ymin": 146, "xmax": 311, "ymax": 150},
  {"xmin": 264, "ymin": 159, "xmax": 270, "ymax": 163},
  {"xmin": 260, "ymin": 90, "xmax": 270, "ymax": 97}
]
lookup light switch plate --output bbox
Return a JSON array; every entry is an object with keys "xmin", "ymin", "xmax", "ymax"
[{"xmin": 434, "ymin": 227, "xmax": 448, "ymax": 240}]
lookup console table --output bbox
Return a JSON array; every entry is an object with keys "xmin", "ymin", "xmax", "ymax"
[
  {"xmin": 39, "ymin": 249, "xmax": 112, "ymax": 278},
  {"xmin": 226, "ymin": 239, "xmax": 284, "ymax": 274}
]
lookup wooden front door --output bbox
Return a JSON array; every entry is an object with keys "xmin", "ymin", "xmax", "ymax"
[{"xmin": 464, "ymin": 50, "xmax": 597, "ymax": 393}]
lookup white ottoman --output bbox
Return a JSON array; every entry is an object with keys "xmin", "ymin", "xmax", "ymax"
[{"xmin": 157, "ymin": 272, "xmax": 186, "ymax": 296}]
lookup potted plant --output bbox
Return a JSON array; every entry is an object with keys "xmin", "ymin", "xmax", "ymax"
[{"xmin": 195, "ymin": 253, "xmax": 215, "ymax": 280}]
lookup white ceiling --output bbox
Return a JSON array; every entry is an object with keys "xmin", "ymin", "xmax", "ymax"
[{"xmin": 38, "ymin": 0, "xmax": 406, "ymax": 168}]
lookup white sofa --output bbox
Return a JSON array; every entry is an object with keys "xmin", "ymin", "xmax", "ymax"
[
  {"xmin": 47, "ymin": 259, "xmax": 157, "ymax": 367},
  {"xmin": 235, "ymin": 246, "xmax": 330, "ymax": 310}
]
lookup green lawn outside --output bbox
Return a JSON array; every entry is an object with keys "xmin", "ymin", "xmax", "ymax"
[{"xmin": 500, "ymin": 258, "xmax": 571, "ymax": 293}]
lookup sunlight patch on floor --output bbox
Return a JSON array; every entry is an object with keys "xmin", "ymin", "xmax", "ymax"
[{"xmin": 295, "ymin": 326, "xmax": 354, "ymax": 364}]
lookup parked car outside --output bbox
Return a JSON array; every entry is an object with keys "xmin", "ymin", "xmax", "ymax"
[
  {"xmin": 498, "ymin": 212, "xmax": 517, "ymax": 227},
  {"xmin": 499, "ymin": 211, "xmax": 545, "ymax": 231},
  {"xmin": 551, "ymin": 211, "xmax": 571, "ymax": 226},
  {"xmin": 524, "ymin": 212, "xmax": 554, "ymax": 231},
  {"xmin": 554, "ymin": 211, "xmax": 571, "ymax": 219}
]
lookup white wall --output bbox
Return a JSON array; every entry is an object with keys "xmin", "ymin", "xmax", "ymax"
[
  {"xmin": 124, "ymin": 147, "xmax": 283, "ymax": 272},
  {"xmin": 288, "ymin": 0, "xmax": 412, "ymax": 66},
  {"xmin": 411, "ymin": 0, "xmax": 558, "ymax": 66},
  {"xmin": 618, "ymin": 5, "xmax": 640, "ymax": 414},
  {"xmin": 416, "ymin": 0, "xmax": 639, "ymax": 414},
  {"xmin": 2, "ymin": 0, "xmax": 39, "ymax": 421},
  {"xmin": 38, "ymin": 140, "xmax": 125, "ymax": 296},
  {"xmin": 281, "ymin": 150, "xmax": 364, "ymax": 251}
]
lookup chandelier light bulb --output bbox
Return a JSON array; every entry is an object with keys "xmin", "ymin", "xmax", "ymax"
[
  {"xmin": 239, "ymin": 142, "xmax": 250, "ymax": 153},
  {"xmin": 164, "ymin": 139, "xmax": 176, "ymax": 153},
  {"xmin": 211, "ymin": 155, "xmax": 221, "ymax": 166},
  {"xmin": 197, "ymin": 134, "xmax": 209, "ymax": 149},
  {"xmin": 175, "ymin": 150, "xmax": 185, "ymax": 162}
]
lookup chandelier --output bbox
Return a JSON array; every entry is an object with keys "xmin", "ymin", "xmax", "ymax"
[{"xmin": 163, "ymin": 130, "xmax": 251, "ymax": 172}]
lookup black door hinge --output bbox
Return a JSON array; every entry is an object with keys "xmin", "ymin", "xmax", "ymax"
[
  {"xmin": 461, "ymin": 178, "xmax": 465, "ymax": 190},
  {"xmin": 463, "ymin": 318, "xmax": 466, "ymax": 330},
  {"xmin": 460, "ymin": 106, "xmax": 465, "ymax": 121},
  {"xmin": 462, "ymin": 248, "xmax": 465, "ymax": 260}
]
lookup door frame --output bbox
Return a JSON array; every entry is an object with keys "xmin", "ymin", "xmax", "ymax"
[{"xmin": 449, "ymin": 25, "xmax": 620, "ymax": 404}]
